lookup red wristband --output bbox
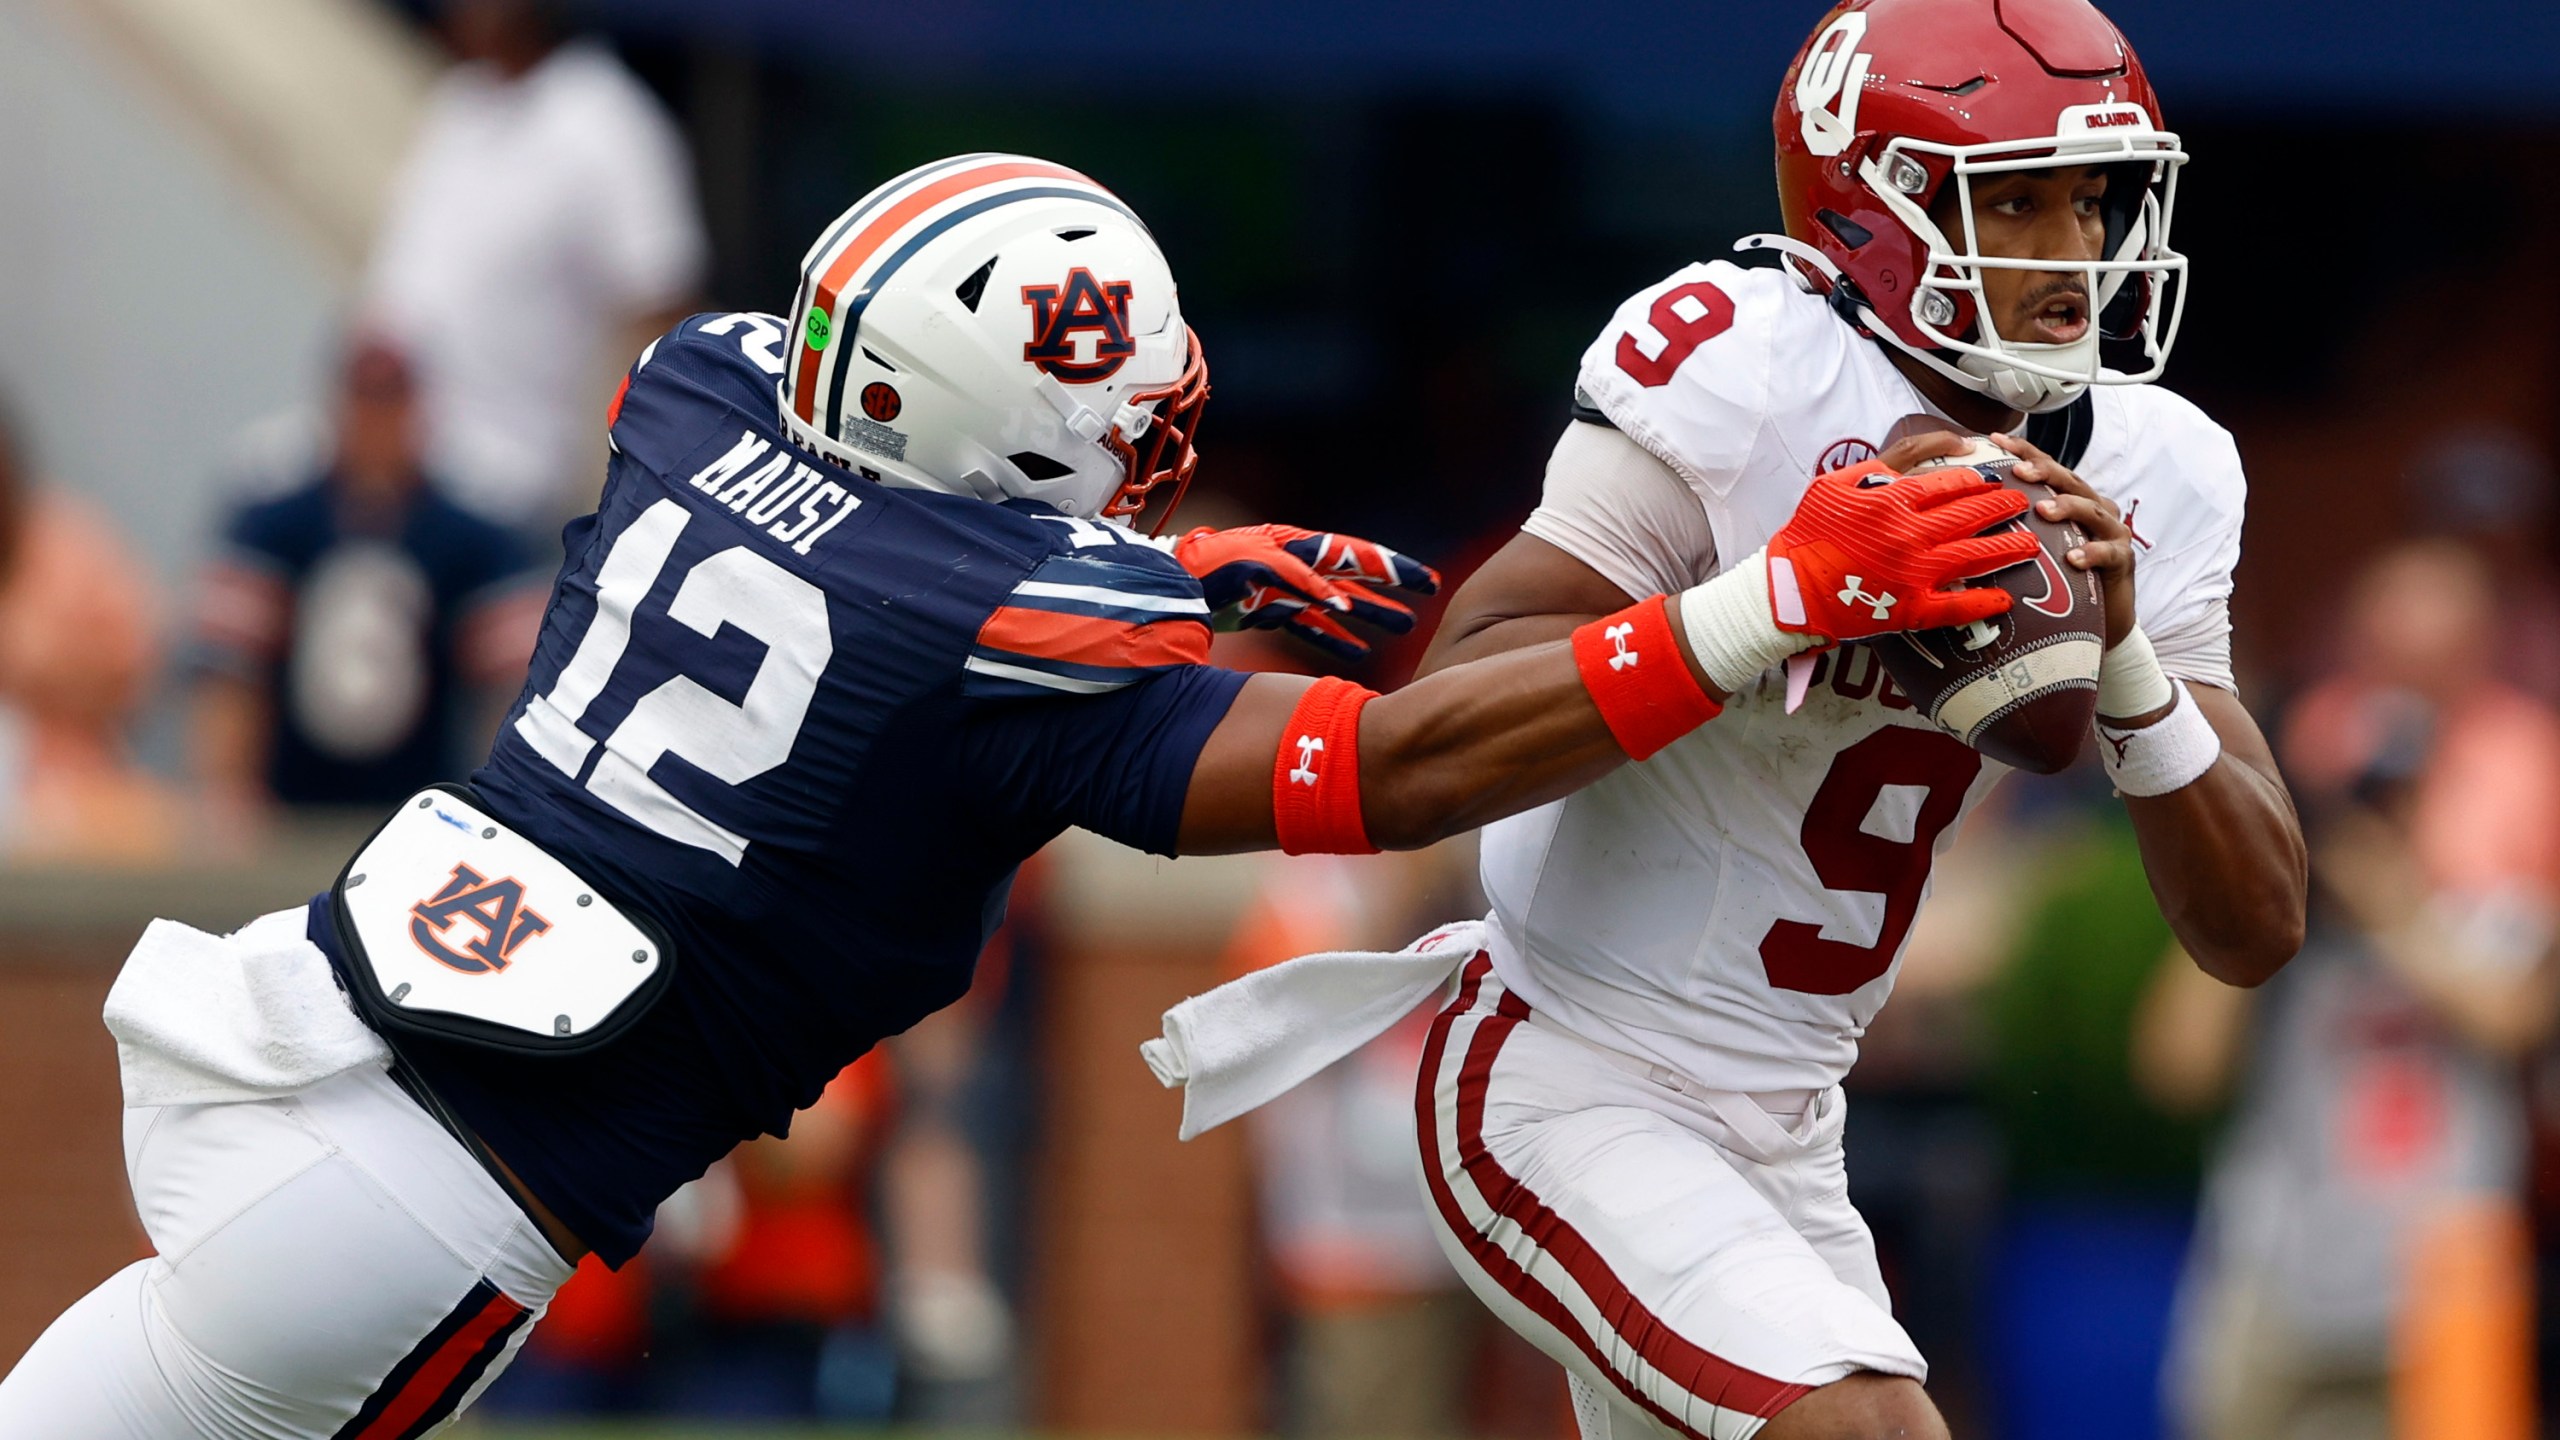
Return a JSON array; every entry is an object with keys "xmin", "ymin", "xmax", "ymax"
[
  {"xmin": 1571, "ymin": 596, "xmax": 1722, "ymax": 760},
  {"xmin": 1272, "ymin": 676, "xmax": 1379, "ymax": 855}
]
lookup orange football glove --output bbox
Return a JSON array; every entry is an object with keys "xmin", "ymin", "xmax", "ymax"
[
  {"xmin": 1765, "ymin": 460, "xmax": 2039, "ymax": 646},
  {"xmin": 1172, "ymin": 524, "xmax": 1440, "ymax": 661}
]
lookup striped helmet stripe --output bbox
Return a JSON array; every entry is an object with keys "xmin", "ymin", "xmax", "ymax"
[
  {"xmin": 816, "ymin": 183, "xmax": 1147, "ymax": 444},
  {"xmin": 790, "ymin": 157, "xmax": 1110, "ymax": 425},
  {"xmin": 801, "ymin": 153, "xmax": 999, "ymax": 275},
  {"xmin": 784, "ymin": 153, "xmax": 999, "ymax": 358}
]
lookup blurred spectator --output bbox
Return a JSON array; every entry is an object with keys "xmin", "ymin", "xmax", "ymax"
[
  {"xmin": 671, "ymin": 1052, "xmax": 899, "ymax": 1419},
  {"xmin": 1232, "ymin": 846, "xmax": 1480, "ymax": 1439},
  {"xmin": 0, "ymin": 398, "xmax": 180, "ymax": 864},
  {"xmin": 188, "ymin": 337, "xmax": 545, "ymax": 820},
  {"xmin": 2403, "ymin": 424, "xmax": 2560, "ymax": 702},
  {"xmin": 2146, "ymin": 540, "xmax": 2560, "ymax": 1440},
  {"xmin": 365, "ymin": 0, "xmax": 706, "ymax": 537},
  {"xmin": 881, "ymin": 875, "xmax": 1045, "ymax": 1420}
]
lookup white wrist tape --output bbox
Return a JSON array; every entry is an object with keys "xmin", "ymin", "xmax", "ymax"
[
  {"xmin": 2096, "ymin": 624, "xmax": 2174, "ymax": 721},
  {"xmin": 2096, "ymin": 679, "xmax": 2221, "ymax": 797},
  {"xmin": 1676, "ymin": 549, "xmax": 1815, "ymax": 694}
]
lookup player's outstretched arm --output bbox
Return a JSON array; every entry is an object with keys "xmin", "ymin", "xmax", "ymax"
[
  {"xmin": 1180, "ymin": 462, "xmax": 2038, "ymax": 855},
  {"xmin": 1178, "ymin": 639, "xmax": 1679, "ymax": 854}
]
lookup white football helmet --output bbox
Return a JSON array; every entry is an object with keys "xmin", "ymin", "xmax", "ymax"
[{"xmin": 778, "ymin": 153, "xmax": 1207, "ymax": 527}]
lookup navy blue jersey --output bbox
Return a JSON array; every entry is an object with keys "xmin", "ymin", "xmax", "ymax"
[
  {"xmin": 194, "ymin": 477, "xmax": 543, "ymax": 805},
  {"xmin": 312, "ymin": 313, "xmax": 1246, "ymax": 1265}
]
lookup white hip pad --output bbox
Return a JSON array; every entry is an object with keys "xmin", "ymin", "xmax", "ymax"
[{"xmin": 335, "ymin": 787, "xmax": 669, "ymax": 1054}]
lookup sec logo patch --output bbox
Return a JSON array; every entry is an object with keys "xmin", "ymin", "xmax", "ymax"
[
  {"xmin": 860, "ymin": 382, "xmax": 902, "ymax": 422},
  {"xmin": 1816, "ymin": 437, "xmax": 1878, "ymax": 474}
]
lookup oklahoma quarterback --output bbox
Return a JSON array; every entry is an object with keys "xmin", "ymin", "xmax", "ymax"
[
  {"xmin": 1145, "ymin": 2, "xmax": 2306, "ymax": 1437},
  {"xmin": 1420, "ymin": 2, "xmax": 2306, "ymax": 1435}
]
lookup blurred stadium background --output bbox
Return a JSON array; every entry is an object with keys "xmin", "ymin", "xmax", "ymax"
[{"xmin": 5, "ymin": 0, "xmax": 2560, "ymax": 1437}]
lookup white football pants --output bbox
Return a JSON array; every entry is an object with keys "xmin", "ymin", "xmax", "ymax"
[
  {"xmin": 0, "ymin": 1061, "xmax": 571, "ymax": 1439},
  {"xmin": 1417, "ymin": 954, "xmax": 1925, "ymax": 1440}
]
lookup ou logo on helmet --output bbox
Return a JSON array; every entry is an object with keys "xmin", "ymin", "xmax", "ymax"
[{"xmin": 1797, "ymin": 12, "xmax": 1872, "ymax": 159}]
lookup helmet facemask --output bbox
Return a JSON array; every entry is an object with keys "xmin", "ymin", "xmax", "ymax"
[
  {"xmin": 1097, "ymin": 326, "xmax": 1209, "ymax": 533},
  {"xmin": 1861, "ymin": 114, "xmax": 2188, "ymax": 413}
]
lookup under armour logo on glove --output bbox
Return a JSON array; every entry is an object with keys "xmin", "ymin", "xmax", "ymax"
[
  {"xmin": 1289, "ymin": 734, "xmax": 1324, "ymax": 786},
  {"xmin": 1605, "ymin": 622, "xmax": 1639, "ymax": 670},
  {"xmin": 1766, "ymin": 460, "xmax": 2038, "ymax": 645},
  {"xmin": 1835, "ymin": 578, "xmax": 1896, "ymax": 620},
  {"xmin": 1172, "ymin": 523, "xmax": 1440, "ymax": 661}
]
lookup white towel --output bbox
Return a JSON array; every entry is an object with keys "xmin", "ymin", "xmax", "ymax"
[
  {"xmin": 103, "ymin": 908, "xmax": 392, "ymax": 1108},
  {"xmin": 1141, "ymin": 919, "xmax": 1484, "ymax": 1141}
]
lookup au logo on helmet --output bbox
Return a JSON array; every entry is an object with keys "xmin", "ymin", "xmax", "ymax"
[
  {"xmin": 1021, "ymin": 267, "xmax": 1137, "ymax": 383},
  {"xmin": 408, "ymin": 862, "xmax": 553, "ymax": 975}
]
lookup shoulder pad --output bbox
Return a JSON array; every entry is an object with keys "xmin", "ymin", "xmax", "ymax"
[
  {"xmin": 607, "ymin": 313, "xmax": 795, "ymax": 466},
  {"xmin": 1573, "ymin": 261, "xmax": 1810, "ymax": 494},
  {"xmin": 961, "ymin": 531, "xmax": 1211, "ymax": 700}
]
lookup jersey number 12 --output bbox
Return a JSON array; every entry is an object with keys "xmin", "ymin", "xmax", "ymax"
[{"xmin": 514, "ymin": 498, "xmax": 831, "ymax": 865}]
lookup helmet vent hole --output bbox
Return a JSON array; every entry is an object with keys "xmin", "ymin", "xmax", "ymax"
[
  {"xmin": 1008, "ymin": 451, "xmax": 1075, "ymax": 481},
  {"xmin": 954, "ymin": 257, "xmax": 998, "ymax": 313},
  {"xmin": 1816, "ymin": 208, "xmax": 1874, "ymax": 249},
  {"xmin": 1054, "ymin": 227, "xmax": 1095, "ymax": 242},
  {"xmin": 861, "ymin": 347, "xmax": 899, "ymax": 372},
  {"xmin": 1913, "ymin": 75, "xmax": 1989, "ymax": 97}
]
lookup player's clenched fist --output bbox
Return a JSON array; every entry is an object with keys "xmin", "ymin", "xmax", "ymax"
[
  {"xmin": 1172, "ymin": 523, "xmax": 1441, "ymax": 661},
  {"xmin": 1766, "ymin": 459, "xmax": 2038, "ymax": 644}
]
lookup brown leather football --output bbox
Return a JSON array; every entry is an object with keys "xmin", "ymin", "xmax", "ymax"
[{"xmin": 1877, "ymin": 440, "xmax": 2103, "ymax": 773}]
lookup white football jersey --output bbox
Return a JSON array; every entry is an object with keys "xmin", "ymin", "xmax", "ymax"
[{"xmin": 1481, "ymin": 259, "xmax": 2248, "ymax": 1094}]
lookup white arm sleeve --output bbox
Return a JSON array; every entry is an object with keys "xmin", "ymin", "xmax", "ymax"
[{"xmin": 1520, "ymin": 421, "xmax": 1720, "ymax": 600}]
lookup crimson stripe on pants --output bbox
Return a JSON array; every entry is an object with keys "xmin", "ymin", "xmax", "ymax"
[
  {"xmin": 331, "ymin": 1279, "xmax": 528, "ymax": 1440},
  {"xmin": 1416, "ymin": 955, "xmax": 1813, "ymax": 1436}
]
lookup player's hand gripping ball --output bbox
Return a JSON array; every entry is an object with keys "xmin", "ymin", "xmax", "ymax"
[
  {"xmin": 1173, "ymin": 524, "xmax": 1441, "ymax": 661},
  {"xmin": 1764, "ymin": 459, "xmax": 2041, "ymax": 646},
  {"xmin": 1875, "ymin": 436, "xmax": 2107, "ymax": 773}
]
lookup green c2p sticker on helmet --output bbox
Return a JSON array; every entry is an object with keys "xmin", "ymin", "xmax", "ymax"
[{"xmin": 804, "ymin": 306, "xmax": 832, "ymax": 350}]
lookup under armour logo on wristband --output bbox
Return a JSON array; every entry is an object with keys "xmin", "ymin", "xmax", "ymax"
[
  {"xmin": 1605, "ymin": 622, "xmax": 1639, "ymax": 671},
  {"xmin": 1290, "ymin": 734, "xmax": 1324, "ymax": 786},
  {"xmin": 1836, "ymin": 577, "xmax": 1896, "ymax": 620}
]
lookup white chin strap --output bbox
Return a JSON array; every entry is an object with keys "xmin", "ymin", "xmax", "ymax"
[
  {"xmin": 1735, "ymin": 234, "xmax": 2089, "ymax": 416},
  {"xmin": 1956, "ymin": 335, "xmax": 2094, "ymax": 414}
]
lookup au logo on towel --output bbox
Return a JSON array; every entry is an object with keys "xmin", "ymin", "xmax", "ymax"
[{"xmin": 409, "ymin": 864, "xmax": 553, "ymax": 975}]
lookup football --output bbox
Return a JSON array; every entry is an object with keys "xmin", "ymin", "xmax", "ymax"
[{"xmin": 1876, "ymin": 438, "xmax": 2104, "ymax": 774}]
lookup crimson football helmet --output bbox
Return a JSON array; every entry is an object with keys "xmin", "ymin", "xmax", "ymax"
[{"xmin": 1755, "ymin": 0, "xmax": 2188, "ymax": 413}]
